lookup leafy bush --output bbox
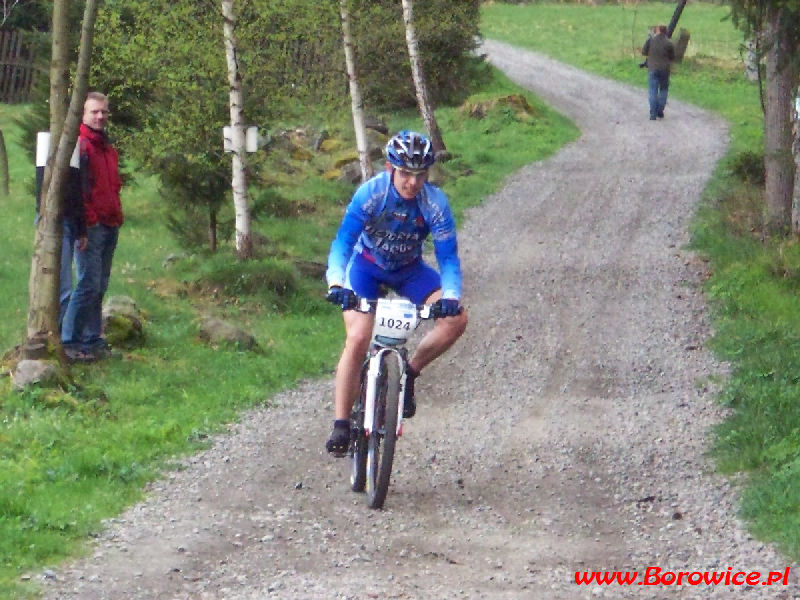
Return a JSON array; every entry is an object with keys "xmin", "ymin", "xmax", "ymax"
[{"xmin": 729, "ymin": 150, "xmax": 765, "ymax": 185}]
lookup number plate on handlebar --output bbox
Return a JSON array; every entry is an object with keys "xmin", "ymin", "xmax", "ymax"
[{"xmin": 372, "ymin": 298, "xmax": 419, "ymax": 345}]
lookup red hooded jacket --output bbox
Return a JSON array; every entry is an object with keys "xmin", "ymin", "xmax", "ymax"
[{"xmin": 79, "ymin": 122, "xmax": 123, "ymax": 228}]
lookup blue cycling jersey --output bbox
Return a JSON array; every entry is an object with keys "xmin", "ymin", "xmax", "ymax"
[{"xmin": 326, "ymin": 170, "xmax": 462, "ymax": 300}]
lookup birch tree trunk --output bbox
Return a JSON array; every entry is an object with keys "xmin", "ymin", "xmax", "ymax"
[
  {"xmin": 400, "ymin": 0, "xmax": 447, "ymax": 158},
  {"xmin": 763, "ymin": 3, "xmax": 796, "ymax": 233},
  {"xmin": 26, "ymin": 0, "xmax": 98, "ymax": 350},
  {"xmin": 340, "ymin": 0, "xmax": 373, "ymax": 182},
  {"xmin": 222, "ymin": 0, "xmax": 252, "ymax": 259}
]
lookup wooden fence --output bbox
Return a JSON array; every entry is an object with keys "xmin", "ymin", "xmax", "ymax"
[{"xmin": 0, "ymin": 29, "xmax": 35, "ymax": 103}]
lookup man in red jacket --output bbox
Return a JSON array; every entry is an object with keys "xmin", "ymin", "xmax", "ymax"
[{"xmin": 61, "ymin": 91, "xmax": 124, "ymax": 362}]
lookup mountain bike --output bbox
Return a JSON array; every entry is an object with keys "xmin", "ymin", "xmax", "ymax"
[{"xmin": 347, "ymin": 295, "xmax": 434, "ymax": 509}]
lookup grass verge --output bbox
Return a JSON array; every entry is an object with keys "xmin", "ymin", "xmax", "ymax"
[{"xmin": 482, "ymin": 1, "xmax": 800, "ymax": 562}]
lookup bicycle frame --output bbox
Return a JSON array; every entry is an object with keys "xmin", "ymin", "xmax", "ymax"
[{"xmin": 347, "ymin": 295, "xmax": 433, "ymax": 507}]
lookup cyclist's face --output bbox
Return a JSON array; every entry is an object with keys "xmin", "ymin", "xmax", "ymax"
[{"xmin": 391, "ymin": 165, "xmax": 428, "ymax": 200}]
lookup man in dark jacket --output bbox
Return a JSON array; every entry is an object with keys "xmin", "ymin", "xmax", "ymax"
[
  {"xmin": 642, "ymin": 24, "xmax": 675, "ymax": 120},
  {"xmin": 61, "ymin": 91, "xmax": 123, "ymax": 362}
]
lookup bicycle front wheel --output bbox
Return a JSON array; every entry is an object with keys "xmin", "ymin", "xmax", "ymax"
[
  {"xmin": 366, "ymin": 353, "xmax": 401, "ymax": 509},
  {"xmin": 350, "ymin": 375, "xmax": 368, "ymax": 493}
]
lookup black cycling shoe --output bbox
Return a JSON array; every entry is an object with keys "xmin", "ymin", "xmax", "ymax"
[
  {"xmin": 325, "ymin": 421, "xmax": 350, "ymax": 457},
  {"xmin": 403, "ymin": 370, "xmax": 417, "ymax": 419}
]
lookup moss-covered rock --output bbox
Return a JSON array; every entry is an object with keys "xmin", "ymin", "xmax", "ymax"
[
  {"xmin": 102, "ymin": 295, "xmax": 145, "ymax": 348},
  {"xmin": 197, "ymin": 317, "xmax": 259, "ymax": 352}
]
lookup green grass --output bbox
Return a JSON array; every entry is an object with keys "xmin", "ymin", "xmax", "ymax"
[
  {"xmin": 0, "ymin": 104, "xmax": 36, "ymax": 348},
  {"xmin": 483, "ymin": 1, "xmax": 800, "ymax": 563},
  {"xmin": 0, "ymin": 65, "xmax": 576, "ymax": 597}
]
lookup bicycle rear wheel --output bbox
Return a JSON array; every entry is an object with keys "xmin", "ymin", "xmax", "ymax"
[
  {"xmin": 366, "ymin": 353, "xmax": 401, "ymax": 509},
  {"xmin": 350, "ymin": 373, "xmax": 368, "ymax": 493}
]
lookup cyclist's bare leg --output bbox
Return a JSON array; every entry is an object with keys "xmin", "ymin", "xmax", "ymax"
[
  {"xmin": 333, "ymin": 309, "xmax": 374, "ymax": 420},
  {"xmin": 407, "ymin": 290, "xmax": 468, "ymax": 374}
]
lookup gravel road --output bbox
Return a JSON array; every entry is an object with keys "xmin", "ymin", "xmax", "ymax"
[{"xmin": 39, "ymin": 40, "xmax": 798, "ymax": 600}]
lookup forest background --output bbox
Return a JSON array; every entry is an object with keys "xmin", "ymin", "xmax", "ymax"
[{"xmin": 1, "ymin": 1, "xmax": 798, "ymax": 598}]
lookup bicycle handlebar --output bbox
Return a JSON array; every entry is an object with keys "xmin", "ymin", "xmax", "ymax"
[
  {"xmin": 326, "ymin": 288, "xmax": 462, "ymax": 319},
  {"xmin": 352, "ymin": 296, "xmax": 435, "ymax": 320}
]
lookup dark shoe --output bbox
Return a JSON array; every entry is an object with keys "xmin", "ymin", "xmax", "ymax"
[
  {"xmin": 325, "ymin": 421, "xmax": 350, "ymax": 457},
  {"xmin": 649, "ymin": 116, "xmax": 657, "ymax": 120},
  {"xmin": 87, "ymin": 339, "xmax": 121, "ymax": 360},
  {"xmin": 403, "ymin": 370, "xmax": 417, "ymax": 419},
  {"xmin": 91, "ymin": 345, "xmax": 121, "ymax": 360},
  {"xmin": 65, "ymin": 348, "xmax": 96, "ymax": 364},
  {"xmin": 657, "ymin": 111, "xmax": 664, "ymax": 119}
]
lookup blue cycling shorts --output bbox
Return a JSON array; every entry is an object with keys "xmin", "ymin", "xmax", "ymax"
[{"xmin": 345, "ymin": 252, "xmax": 441, "ymax": 305}]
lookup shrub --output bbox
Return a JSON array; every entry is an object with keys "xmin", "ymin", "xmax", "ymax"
[{"xmin": 729, "ymin": 150, "xmax": 765, "ymax": 186}]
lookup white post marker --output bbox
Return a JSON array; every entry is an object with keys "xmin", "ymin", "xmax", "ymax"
[
  {"xmin": 37, "ymin": 132, "xmax": 81, "ymax": 167},
  {"xmin": 223, "ymin": 125, "xmax": 259, "ymax": 153},
  {"xmin": 36, "ymin": 131, "xmax": 50, "ymax": 167}
]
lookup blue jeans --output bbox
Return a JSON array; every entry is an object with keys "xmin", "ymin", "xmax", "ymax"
[
  {"xmin": 647, "ymin": 69, "xmax": 670, "ymax": 118},
  {"xmin": 61, "ymin": 224, "xmax": 119, "ymax": 351},
  {"xmin": 58, "ymin": 219, "xmax": 78, "ymax": 332}
]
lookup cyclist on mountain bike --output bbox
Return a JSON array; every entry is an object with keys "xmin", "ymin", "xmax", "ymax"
[{"xmin": 324, "ymin": 130, "xmax": 468, "ymax": 455}]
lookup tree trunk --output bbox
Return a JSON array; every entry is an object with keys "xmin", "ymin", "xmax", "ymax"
[
  {"xmin": 673, "ymin": 29, "xmax": 690, "ymax": 62},
  {"xmin": 744, "ymin": 38, "xmax": 760, "ymax": 82},
  {"xmin": 763, "ymin": 4, "xmax": 796, "ymax": 234},
  {"xmin": 209, "ymin": 206, "xmax": 218, "ymax": 253},
  {"xmin": 400, "ymin": 0, "xmax": 447, "ymax": 158},
  {"xmin": 26, "ymin": 0, "xmax": 98, "ymax": 348},
  {"xmin": 222, "ymin": 0, "xmax": 252, "ymax": 260},
  {"xmin": 792, "ymin": 86, "xmax": 800, "ymax": 231},
  {"xmin": 666, "ymin": 0, "xmax": 687, "ymax": 39},
  {"xmin": 793, "ymin": 148, "xmax": 800, "ymax": 232},
  {"xmin": 40, "ymin": 0, "xmax": 69, "ymax": 211},
  {"xmin": 339, "ymin": 0, "xmax": 373, "ymax": 182},
  {"xmin": 0, "ymin": 130, "xmax": 8, "ymax": 196}
]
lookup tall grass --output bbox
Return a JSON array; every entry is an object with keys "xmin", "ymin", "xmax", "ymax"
[
  {"xmin": 483, "ymin": 1, "xmax": 800, "ymax": 562},
  {"xmin": 0, "ymin": 66, "xmax": 577, "ymax": 598}
]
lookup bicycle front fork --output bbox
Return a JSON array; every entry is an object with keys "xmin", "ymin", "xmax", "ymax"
[{"xmin": 363, "ymin": 348, "xmax": 407, "ymax": 437}]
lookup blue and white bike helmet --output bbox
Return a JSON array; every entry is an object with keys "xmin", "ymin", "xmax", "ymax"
[{"xmin": 385, "ymin": 130, "xmax": 435, "ymax": 172}]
